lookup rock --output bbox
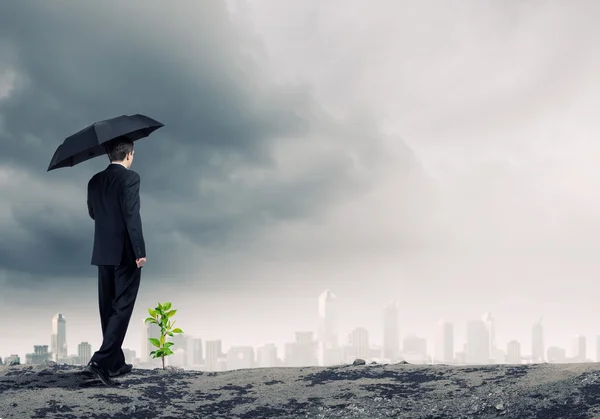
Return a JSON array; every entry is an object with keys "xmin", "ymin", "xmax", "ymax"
[
  {"xmin": 37, "ymin": 368, "xmax": 53, "ymax": 375},
  {"xmin": 496, "ymin": 403, "xmax": 505, "ymax": 411},
  {"xmin": 352, "ymin": 359, "xmax": 366, "ymax": 366},
  {"xmin": 154, "ymin": 365, "xmax": 185, "ymax": 374}
]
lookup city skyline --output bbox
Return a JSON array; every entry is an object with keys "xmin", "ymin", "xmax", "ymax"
[{"xmin": 3, "ymin": 289, "xmax": 600, "ymax": 369}]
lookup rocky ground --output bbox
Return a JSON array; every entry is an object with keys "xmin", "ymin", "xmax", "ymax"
[{"xmin": 2, "ymin": 360, "xmax": 600, "ymax": 418}]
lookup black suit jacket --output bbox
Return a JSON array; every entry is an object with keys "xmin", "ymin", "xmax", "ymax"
[{"xmin": 87, "ymin": 163, "xmax": 146, "ymax": 266}]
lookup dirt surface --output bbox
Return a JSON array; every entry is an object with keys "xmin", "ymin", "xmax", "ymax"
[{"xmin": 2, "ymin": 361, "xmax": 600, "ymax": 418}]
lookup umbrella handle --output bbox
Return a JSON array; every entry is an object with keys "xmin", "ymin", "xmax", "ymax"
[{"xmin": 103, "ymin": 143, "xmax": 111, "ymax": 162}]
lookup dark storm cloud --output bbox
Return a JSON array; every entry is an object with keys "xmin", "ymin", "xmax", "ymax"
[
  {"xmin": 0, "ymin": 204, "xmax": 91, "ymax": 277},
  {"xmin": 0, "ymin": 1, "xmax": 418, "ymax": 283}
]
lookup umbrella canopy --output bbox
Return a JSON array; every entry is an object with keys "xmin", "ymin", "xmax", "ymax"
[{"xmin": 47, "ymin": 114, "xmax": 164, "ymax": 171}]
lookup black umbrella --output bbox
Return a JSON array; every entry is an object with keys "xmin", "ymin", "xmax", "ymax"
[{"xmin": 47, "ymin": 114, "xmax": 164, "ymax": 171}]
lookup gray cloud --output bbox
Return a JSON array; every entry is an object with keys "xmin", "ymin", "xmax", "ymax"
[{"xmin": 0, "ymin": 1, "xmax": 422, "ymax": 284}]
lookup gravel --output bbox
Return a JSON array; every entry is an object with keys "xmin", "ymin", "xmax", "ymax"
[{"xmin": 1, "ymin": 361, "xmax": 600, "ymax": 418}]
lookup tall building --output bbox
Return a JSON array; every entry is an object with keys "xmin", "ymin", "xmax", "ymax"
[
  {"xmin": 171, "ymin": 334, "xmax": 188, "ymax": 350},
  {"xmin": 170, "ymin": 334, "xmax": 188, "ymax": 367},
  {"xmin": 168, "ymin": 348, "xmax": 187, "ymax": 367},
  {"xmin": 317, "ymin": 289, "xmax": 340, "ymax": 366},
  {"xmin": 257, "ymin": 343, "xmax": 278, "ymax": 368},
  {"xmin": 78, "ymin": 342, "xmax": 92, "ymax": 366},
  {"xmin": 4, "ymin": 354, "xmax": 20, "ymax": 365},
  {"xmin": 25, "ymin": 345, "xmax": 50, "ymax": 365},
  {"xmin": 466, "ymin": 320, "xmax": 490, "ymax": 364},
  {"xmin": 506, "ymin": 340, "xmax": 521, "ymax": 364},
  {"xmin": 402, "ymin": 334, "xmax": 428, "ymax": 363},
  {"xmin": 383, "ymin": 301, "xmax": 400, "ymax": 362},
  {"xmin": 205, "ymin": 340, "xmax": 222, "ymax": 371},
  {"xmin": 285, "ymin": 331, "xmax": 318, "ymax": 367},
  {"xmin": 226, "ymin": 346, "xmax": 255, "ymax": 370},
  {"xmin": 51, "ymin": 314, "xmax": 67, "ymax": 362},
  {"xmin": 190, "ymin": 338, "xmax": 203, "ymax": 366},
  {"xmin": 531, "ymin": 318, "xmax": 544, "ymax": 363},
  {"xmin": 141, "ymin": 318, "xmax": 161, "ymax": 364},
  {"xmin": 435, "ymin": 319, "xmax": 454, "ymax": 363},
  {"xmin": 573, "ymin": 335, "xmax": 586, "ymax": 362},
  {"xmin": 481, "ymin": 312, "xmax": 496, "ymax": 353},
  {"xmin": 348, "ymin": 327, "xmax": 370, "ymax": 361},
  {"xmin": 64, "ymin": 355, "xmax": 80, "ymax": 365}
]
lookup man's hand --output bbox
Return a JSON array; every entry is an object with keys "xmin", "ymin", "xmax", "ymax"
[{"xmin": 136, "ymin": 257, "xmax": 146, "ymax": 268}]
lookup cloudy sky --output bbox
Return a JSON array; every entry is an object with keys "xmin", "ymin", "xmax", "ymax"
[{"xmin": 2, "ymin": 0, "xmax": 600, "ymax": 361}]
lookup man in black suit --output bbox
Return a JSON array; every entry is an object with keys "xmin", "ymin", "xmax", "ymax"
[{"xmin": 84, "ymin": 137, "xmax": 146, "ymax": 386}]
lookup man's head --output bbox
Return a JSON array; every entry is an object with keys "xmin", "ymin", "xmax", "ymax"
[{"xmin": 106, "ymin": 137, "xmax": 135, "ymax": 169}]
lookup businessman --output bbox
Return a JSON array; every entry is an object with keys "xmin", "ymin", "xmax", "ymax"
[{"xmin": 84, "ymin": 136, "xmax": 146, "ymax": 386}]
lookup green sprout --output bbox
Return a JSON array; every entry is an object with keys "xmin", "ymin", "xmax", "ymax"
[{"xmin": 144, "ymin": 302, "xmax": 184, "ymax": 369}]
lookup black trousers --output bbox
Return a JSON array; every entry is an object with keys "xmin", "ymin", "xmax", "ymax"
[{"xmin": 91, "ymin": 263, "xmax": 141, "ymax": 370}]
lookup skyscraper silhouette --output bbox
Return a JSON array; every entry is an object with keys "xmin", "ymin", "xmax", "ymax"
[
  {"xmin": 317, "ymin": 289, "xmax": 341, "ymax": 366},
  {"xmin": 466, "ymin": 320, "xmax": 490, "ymax": 364},
  {"xmin": 572, "ymin": 335, "xmax": 586, "ymax": 362},
  {"xmin": 205, "ymin": 340, "xmax": 222, "ymax": 371},
  {"xmin": 51, "ymin": 314, "xmax": 67, "ymax": 362},
  {"xmin": 383, "ymin": 301, "xmax": 400, "ymax": 361},
  {"xmin": 348, "ymin": 327, "xmax": 370, "ymax": 361},
  {"xmin": 435, "ymin": 319, "xmax": 454, "ymax": 364},
  {"xmin": 506, "ymin": 340, "xmax": 521, "ymax": 364},
  {"xmin": 78, "ymin": 342, "xmax": 92, "ymax": 366},
  {"xmin": 140, "ymin": 318, "xmax": 161, "ymax": 364},
  {"xmin": 531, "ymin": 318, "xmax": 544, "ymax": 363}
]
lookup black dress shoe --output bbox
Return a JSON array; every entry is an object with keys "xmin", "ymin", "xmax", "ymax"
[
  {"xmin": 85, "ymin": 361, "xmax": 119, "ymax": 387},
  {"xmin": 109, "ymin": 363, "xmax": 133, "ymax": 377}
]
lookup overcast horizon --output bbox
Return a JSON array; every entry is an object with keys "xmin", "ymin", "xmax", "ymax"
[{"xmin": 3, "ymin": 0, "xmax": 600, "ymax": 363}]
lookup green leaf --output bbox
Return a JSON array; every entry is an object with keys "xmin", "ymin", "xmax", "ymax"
[
  {"xmin": 166, "ymin": 309, "xmax": 177, "ymax": 318},
  {"xmin": 163, "ymin": 302, "xmax": 172, "ymax": 311},
  {"xmin": 160, "ymin": 335, "xmax": 165, "ymax": 345},
  {"xmin": 144, "ymin": 317, "xmax": 158, "ymax": 325},
  {"xmin": 172, "ymin": 328, "xmax": 183, "ymax": 334},
  {"xmin": 164, "ymin": 341, "xmax": 174, "ymax": 348},
  {"xmin": 168, "ymin": 332, "xmax": 174, "ymax": 337},
  {"xmin": 150, "ymin": 350, "xmax": 156, "ymax": 356},
  {"xmin": 163, "ymin": 347, "xmax": 174, "ymax": 356},
  {"xmin": 149, "ymin": 338, "xmax": 161, "ymax": 348},
  {"xmin": 154, "ymin": 350, "xmax": 164, "ymax": 357}
]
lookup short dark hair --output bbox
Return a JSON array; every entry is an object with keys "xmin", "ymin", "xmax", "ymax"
[{"xmin": 106, "ymin": 137, "xmax": 134, "ymax": 162}]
